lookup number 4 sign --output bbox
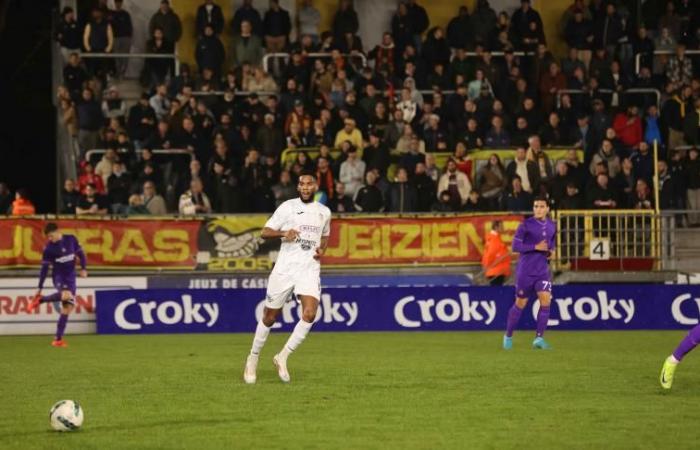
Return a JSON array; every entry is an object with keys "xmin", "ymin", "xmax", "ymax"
[{"xmin": 589, "ymin": 238, "xmax": 610, "ymax": 260}]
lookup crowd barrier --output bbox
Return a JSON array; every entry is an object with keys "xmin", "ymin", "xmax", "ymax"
[
  {"xmin": 94, "ymin": 284, "xmax": 700, "ymax": 334},
  {"xmin": 0, "ymin": 215, "xmax": 523, "ymax": 271}
]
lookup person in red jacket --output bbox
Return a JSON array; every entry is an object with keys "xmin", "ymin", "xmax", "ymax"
[
  {"xmin": 481, "ymin": 220, "xmax": 512, "ymax": 286},
  {"xmin": 612, "ymin": 105, "xmax": 643, "ymax": 152},
  {"xmin": 77, "ymin": 162, "xmax": 106, "ymax": 194}
]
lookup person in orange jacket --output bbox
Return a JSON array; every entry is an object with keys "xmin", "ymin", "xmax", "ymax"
[
  {"xmin": 481, "ymin": 220, "xmax": 512, "ymax": 286},
  {"xmin": 11, "ymin": 188, "xmax": 36, "ymax": 215}
]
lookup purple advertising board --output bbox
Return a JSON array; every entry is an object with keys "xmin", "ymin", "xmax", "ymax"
[{"xmin": 95, "ymin": 285, "xmax": 700, "ymax": 334}]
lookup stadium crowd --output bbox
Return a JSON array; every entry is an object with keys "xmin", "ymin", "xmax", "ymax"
[{"xmin": 6, "ymin": 0, "xmax": 700, "ymax": 217}]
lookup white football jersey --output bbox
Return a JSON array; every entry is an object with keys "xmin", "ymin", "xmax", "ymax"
[{"xmin": 264, "ymin": 198, "xmax": 331, "ymax": 275}]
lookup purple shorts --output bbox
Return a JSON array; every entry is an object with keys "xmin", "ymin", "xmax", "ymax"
[
  {"xmin": 53, "ymin": 276, "xmax": 76, "ymax": 300},
  {"xmin": 515, "ymin": 275, "xmax": 552, "ymax": 299}
]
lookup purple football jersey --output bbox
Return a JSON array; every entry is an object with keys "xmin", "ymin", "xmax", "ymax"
[
  {"xmin": 512, "ymin": 216, "xmax": 557, "ymax": 280},
  {"xmin": 38, "ymin": 234, "xmax": 86, "ymax": 291}
]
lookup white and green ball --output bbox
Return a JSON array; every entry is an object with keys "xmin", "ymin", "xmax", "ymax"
[{"xmin": 49, "ymin": 400, "xmax": 84, "ymax": 431}]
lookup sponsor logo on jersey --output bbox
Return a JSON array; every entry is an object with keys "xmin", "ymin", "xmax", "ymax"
[{"xmin": 55, "ymin": 254, "xmax": 75, "ymax": 264}]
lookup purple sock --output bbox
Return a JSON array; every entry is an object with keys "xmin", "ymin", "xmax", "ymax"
[
  {"xmin": 673, "ymin": 324, "xmax": 700, "ymax": 362},
  {"xmin": 505, "ymin": 304, "xmax": 523, "ymax": 337},
  {"xmin": 536, "ymin": 306, "xmax": 551, "ymax": 337},
  {"xmin": 56, "ymin": 314, "xmax": 69, "ymax": 340},
  {"xmin": 41, "ymin": 292, "xmax": 62, "ymax": 303}
]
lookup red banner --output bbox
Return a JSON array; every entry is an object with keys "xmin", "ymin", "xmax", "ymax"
[
  {"xmin": 0, "ymin": 219, "xmax": 200, "ymax": 269},
  {"xmin": 324, "ymin": 215, "xmax": 522, "ymax": 266},
  {"xmin": 0, "ymin": 215, "xmax": 522, "ymax": 270}
]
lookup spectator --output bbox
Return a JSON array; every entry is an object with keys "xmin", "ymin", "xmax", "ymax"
[
  {"xmin": 432, "ymin": 190, "xmax": 456, "ymax": 212},
  {"xmin": 632, "ymin": 178, "xmax": 653, "ymax": 210},
  {"xmin": 127, "ymin": 93, "xmax": 157, "ymax": 149},
  {"xmin": 476, "ymin": 154, "xmax": 508, "ymax": 209},
  {"xmin": 77, "ymin": 88, "xmax": 103, "ymax": 155},
  {"xmin": 298, "ymin": 0, "xmax": 321, "ymax": 43},
  {"xmin": 82, "ymin": 8, "xmax": 114, "ymax": 79},
  {"xmin": 438, "ymin": 158, "xmax": 471, "ymax": 208},
  {"xmin": 11, "ymin": 189, "xmax": 35, "ymax": 215},
  {"xmin": 527, "ymin": 135, "xmax": 553, "ymax": 192},
  {"xmin": 334, "ymin": 118, "xmax": 364, "ymax": 151},
  {"xmin": 662, "ymin": 85, "xmax": 692, "ymax": 151},
  {"xmin": 245, "ymin": 67, "xmax": 278, "ymax": 95},
  {"xmin": 447, "ymin": 6, "xmax": 472, "ymax": 50},
  {"xmin": 683, "ymin": 97, "xmax": 700, "ymax": 147},
  {"xmin": 485, "ymin": 116, "xmax": 510, "ymax": 148},
  {"xmin": 144, "ymin": 28, "xmax": 175, "ymax": 88},
  {"xmin": 564, "ymin": 8, "xmax": 593, "ymax": 70},
  {"xmin": 506, "ymin": 147, "xmax": 534, "ymax": 193},
  {"xmin": 63, "ymin": 53, "xmax": 89, "ymax": 98},
  {"xmin": 481, "ymin": 220, "xmax": 512, "ymax": 286},
  {"xmin": 316, "ymin": 156, "xmax": 335, "ymax": 200},
  {"xmin": 232, "ymin": 20, "xmax": 264, "ymax": 67},
  {"xmin": 60, "ymin": 179, "xmax": 80, "ymax": 214},
  {"xmin": 196, "ymin": 0, "xmax": 224, "ymax": 36},
  {"xmin": 363, "ymin": 131, "xmax": 391, "ymax": 176},
  {"xmin": 644, "ymin": 105, "xmax": 663, "ymax": 147},
  {"xmin": 263, "ymin": 0, "xmax": 291, "ymax": 52},
  {"xmin": 354, "ymin": 171, "xmax": 384, "ymax": 212},
  {"xmin": 615, "ymin": 157, "xmax": 636, "ymax": 208},
  {"xmin": 142, "ymin": 181, "xmax": 167, "ymax": 215},
  {"xmin": 232, "ymin": 0, "xmax": 262, "ymax": 37},
  {"xmin": 422, "ymin": 27, "xmax": 451, "ymax": 73},
  {"xmin": 55, "ymin": 7, "xmax": 81, "ymax": 64},
  {"xmin": 111, "ymin": 0, "xmax": 133, "ymax": 78},
  {"xmin": 101, "ymin": 87, "xmax": 127, "ymax": 123},
  {"xmin": 539, "ymin": 62, "xmax": 567, "ymax": 114},
  {"xmin": 149, "ymin": 0, "xmax": 182, "ymax": 44},
  {"xmin": 179, "ymin": 178, "xmax": 211, "ymax": 215},
  {"xmin": 95, "ymin": 148, "xmax": 118, "ymax": 186},
  {"xmin": 613, "ymin": 105, "xmax": 643, "ymax": 152},
  {"xmin": 511, "ymin": 0, "xmax": 543, "ymax": 50},
  {"xmin": 327, "ymin": 182, "xmax": 353, "ymax": 213},
  {"xmin": 60, "ymin": 98, "xmax": 78, "ymax": 138},
  {"xmin": 271, "ymin": 170, "xmax": 296, "ymax": 207},
  {"xmin": 590, "ymin": 139, "xmax": 621, "ymax": 178},
  {"xmin": 657, "ymin": 160, "xmax": 678, "ymax": 209},
  {"xmin": 464, "ymin": 190, "xmax": 487, "ymax": 211},
  {"xmin": 593, "ymin": 3, "xmax": 623, "ymax": 56},
  {"xmin": 559, "ymin": 181, "xmax": 583, "ymax": 209},
  {"xmin": 195, "ymin": 25, "xmax": 225, "ymax": 76},
  {"xmin": 399, "ymin": 137, "xmax": 426, "ymax": 176},
  {"xmin": 339, "ymin": 146, "xmax": 366, "ymax": 199},
  {"xmin": 659, "ymin": 1, "xmax": 682, "ymax": 42},
  {"xmin": 665, "ymin": 44, "xmax": 694, "ymax": 90},
  {"xmin": 686, "ymin": 148, "xmax": 700, "ymax": 225},
  {"xmin": 412, "ymin": 162, "xmax": 436, "ymax": 212},
  {"xmin": 76, "ymin": 184, "xmax": 108, "ymax": 215},
  {"xmin": 388, "ymin": 167, "xmax": 417, "ymax": 212},
  {"xmin": 540, "ymin": 112, "xmax": 570, "ymax": 146},
  {"xmin": 560, "ymin": 47, "xmax": 586, "ymax": 79},
  {"xmin": 126, "ymin": 194, "xmax": 151, "ymax": 215},
  {"xmin": 107, "ymin": 161, "xmax": 131, "ymax": 214},
  {"xmin": 149, "ymin": 84, "xmax": 171, "ymax": 121},
  {"xmin": 587, "ymin": 173, "xmax": 617, "ymax": 209},
  {"xmin": 502, "ymin": 175, "xmax": 532, "ymax": 211},
  {"xmin": 332, "ymin": 0, "xmax": 359, "ymax": 42},
  {"xmin": 256, "ymin": 113, "xmax": 285, "ymax": 157},
  {"xmin": 550, "ymin": 161, "xmax": 572, "ymax": 207},
  {"xmin": 632, "ymin": 25, "xmax": 654, "ymax": 72}
]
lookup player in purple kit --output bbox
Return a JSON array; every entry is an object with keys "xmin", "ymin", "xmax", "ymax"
[
  {"xmin": 503, "ymin": 196, "xmax": 556, "ymax": 350},
  {"xmin": 659, "ymin": 324, "xmax": 700, "ymax": 389},
  {"xmin": 26, "ymin": 223, "xmax": 87, "ymax": 347}
]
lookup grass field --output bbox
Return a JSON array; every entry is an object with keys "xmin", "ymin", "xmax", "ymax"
[{"xmin": 1, "ymin": 331, "xmax": 699, "ymax": 449}]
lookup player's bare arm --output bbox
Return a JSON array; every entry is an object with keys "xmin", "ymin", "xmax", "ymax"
[
  {"xmin": 315, "ymin": 236, "xmax": 329, "ymax": 260},
  {"xmin": 261, "ymin": 227, "xmax": 299, "ymax": 242},
  {"xmin": 535, "ymin": 241, "xmax": 548, "ymax": 251}
]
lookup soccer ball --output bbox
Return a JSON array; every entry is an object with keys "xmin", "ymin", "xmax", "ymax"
[{"xmin": 49, "ymin": 400, "xmax": 84, "ymax": 431}]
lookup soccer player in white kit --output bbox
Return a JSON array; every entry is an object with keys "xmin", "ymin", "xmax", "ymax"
[{"xmin": 244, "ymin": 171, "xmax": 331, "ymax": 383}]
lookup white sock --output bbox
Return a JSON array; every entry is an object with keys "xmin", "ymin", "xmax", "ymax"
[
  {"xmin": 250, "ymin": 320, "xmax": 271, "ymax": 356},
  {"xmin": 279, "ymin": 320, "xmax": 313, "ymax": 359},
  {"xmin": 668, "ymin": 355, "xmax": 680, "ymax": 364}
]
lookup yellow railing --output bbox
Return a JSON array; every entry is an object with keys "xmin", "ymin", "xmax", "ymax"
[{"xmin": 553, "ymin": 209, "xmax": 661, "ymax": 270}]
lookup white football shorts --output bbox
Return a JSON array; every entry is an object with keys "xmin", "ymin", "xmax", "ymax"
[{"xmin": 264, "ymin": 270, "xmax": 321, "ymax": 309}]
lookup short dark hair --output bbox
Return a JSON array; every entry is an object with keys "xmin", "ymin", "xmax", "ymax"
[
  {"xmin": 44, "ymin": 222, "xmax": 59, "ymax": 235},
  {"xmin": 492, "ymin": 220, "xmax": 502, "ymax": 230},
  {"xmin": 299, "ymin": 169, "xmax": 317, "ymax": 180},
  {"xmin": 533, "ymin": 195, "xmax": 549, "ymax": 205}
]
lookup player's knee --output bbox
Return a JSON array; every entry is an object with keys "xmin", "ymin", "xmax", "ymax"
[
  {"xmin": 539, "ymin": 297, "xmax": 552, "ymax": 308},
  {"xmin": 262, "ymin": 308, "xmax": 279, "ymax": 326},
  {"xmin": 301, "ymin": 306, "xmax": 317, "ymax": 323},
  {"xmin": 61, "ymin": 291, "xmax": 72, "ymax": 302},
  {"xmin": 515, "ymin": 298, "xmax": 529, "ymax": 309}
]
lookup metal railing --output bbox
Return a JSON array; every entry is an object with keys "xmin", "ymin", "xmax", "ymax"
[
  {"xmin": 262, "ymin": 52, "xmax": 368, "ymax": 74},
  {"xmin": 554, "ymin": 209, "xmax": 664, "ymax": 271},
  {"xmin": 635, "ymin": 49, "xmax": 700, "ymax": 74}
]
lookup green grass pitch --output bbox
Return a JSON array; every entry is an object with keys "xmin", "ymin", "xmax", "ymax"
[{"xmin": 1, "ymin": 331, "xmax": 699, "ymax": 449}]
